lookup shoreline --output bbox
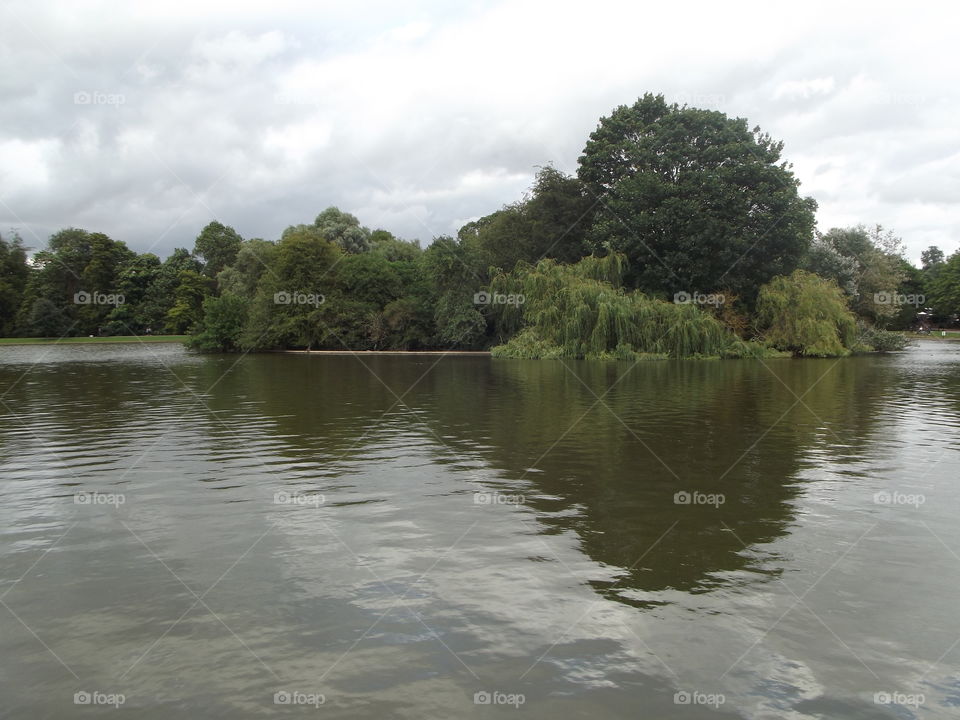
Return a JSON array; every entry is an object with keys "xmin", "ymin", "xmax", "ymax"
[
  {"xmin": 0, "ymin": 336, "xmax": 188, "ymax": 346},
  {"xmin": 283, "ymin": 350, "xmax": 492, "ymax": 355}
]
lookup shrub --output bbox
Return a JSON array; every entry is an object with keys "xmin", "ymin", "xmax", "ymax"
[{"xmin": 756, "ymin": 270, "xmax": 857, "ymax": 357}]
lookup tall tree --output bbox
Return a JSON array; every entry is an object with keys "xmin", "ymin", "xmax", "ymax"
[
  {"xmin": 458, "ymin": 167, "xmax": 594, "ymax": 273},
  {"xmin": 217, "ymin": 238, "xmax": 277, "ymax": 298},
  {"xmin": 578, "ymin": 93, "xmax": 817, "ymax": 303},
  {"xmin": 166, "ymin": 270, "xmax": 215, "ymax": 334},
  {"xmin": 921, "ymin": 246, "xmax": 944, "ymax": 270},
  {"xmin": 421, "ymin": 236, "xmax": 486, "ymax": 348},
  {"xmin": 16, "ymin": 228, "xmax": 134, "ymax": 336},
  {"xmin": 0, "ymin": 232, "xmax": 31, "ymax": 336},
  {"xmin": 928, "ymin": 250, "xmax": 960, "ymax": 319},
  {"xmin": 194, "ymin": 221, "xmax": 243, "ymax": 278},
  {"xmin": 242, "ymin": 225, "xmax": 343, "ymax": 349},
  {"xmin": 139, "ymin": 248, "xmax": 202, "ymax": 332},
  {"xmin": 105, "ymin": 253, "xmax": 162, "ymax": 335}
]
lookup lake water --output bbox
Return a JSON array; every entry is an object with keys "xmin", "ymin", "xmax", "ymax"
[{"xmin": 1, "ymin": 342, "xmax": 959, "ymax": 718}]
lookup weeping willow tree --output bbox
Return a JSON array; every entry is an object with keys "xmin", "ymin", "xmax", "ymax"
[
  {"xmin": 488, "ymin": 255, "xmax": 772, "ymax": 359},
  {"xmin": 755, "ymin": 269, "xmax": 859, "ymax": 357}
]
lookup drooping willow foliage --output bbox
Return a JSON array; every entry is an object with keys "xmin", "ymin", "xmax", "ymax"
[
  {"xmin": 755, "ymin": 270, "xmax": 859, "ymax": 357},
  {"xmin": 488, "ymin": 255, "xmax": 774, "ymax": 359}
]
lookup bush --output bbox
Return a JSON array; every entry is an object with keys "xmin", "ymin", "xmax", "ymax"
[
  {"xmin": 756, "ymin": 270, "xmax": 857, "ymax": 357},
  {"xmin": 188, "ymin": 294, "xmax": 249, "ymax": 352},
  {"xmin": 489, "ymin": 255, "xmax": 775, "ymax": 359},
  {"xmin": 855, "ymin": 322, "xmax": 909, "ymax": 352}
]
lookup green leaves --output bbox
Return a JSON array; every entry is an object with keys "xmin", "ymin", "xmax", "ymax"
[
  {"xmin": 756, "ymin": 270, "xmax": 857, "ymax": 357},
  {"xmin": 187, "ymin": 293, "xmax": 249, "ymax": 352},
  {"xmin": 578, "ymin": 93, "xmax": 816, "ymax": 303},
  {"xmin": 489, "ymin": 254, "xmax": 767, "ymax": 359},
  {"xmin": 194, "ymin": 221, "xmax": 243, "ymax": 278}
]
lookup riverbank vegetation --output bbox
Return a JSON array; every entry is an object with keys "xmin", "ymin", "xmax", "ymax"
[
  {"xmin": 0, "ymin": 335, "xmax": 188, "ymax": 345},
  {"xmin": 2, "ymin": 94, "xmax": 953, "ymax": 358}
]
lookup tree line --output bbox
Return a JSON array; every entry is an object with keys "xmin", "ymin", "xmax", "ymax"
[{"xmin": 1, "ymin": 94, "xmax": 957, "ymax": 357}]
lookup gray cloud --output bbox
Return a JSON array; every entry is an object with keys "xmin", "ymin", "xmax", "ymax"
[{"xmin": 1, "ymin": 0, "xmax": 957, "ymax": 265}]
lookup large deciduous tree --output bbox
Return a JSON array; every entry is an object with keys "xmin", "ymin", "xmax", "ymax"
[
  {"xmin": 194, "ymin": 221, "xmax": 243, "ymax": 278},
  {"xmin": 16, "ymin": 228, "xmax": 134, "ymax": 336},
  {"xmin": 578, "ymin": 93, "xmax": 817, "ymax": 303},
  {"xmin": 928, "ymin": 250, "xmax": 960, "ymax": 319},
  {"xmin": 806, "ymin": 225, "xmax": 907, "ymax": 326},
  {"xmin": 242, "ymin": 225, "xmax": 343, "ymax": 350},
  {"xmin": 458, "ymin": 166, "xmax": 594, "ymax": 273}
]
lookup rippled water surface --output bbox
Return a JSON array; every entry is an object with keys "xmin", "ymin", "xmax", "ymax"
[{"xmin": 2, "ymin": 342, "xmax": 960, "ymax": 718}]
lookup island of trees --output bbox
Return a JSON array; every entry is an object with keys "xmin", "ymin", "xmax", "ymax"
[{"xmin": 2, "ymin": 94, "xmax": 957, "ymax": 359}]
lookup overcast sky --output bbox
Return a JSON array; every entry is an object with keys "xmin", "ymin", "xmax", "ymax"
[{"xmin": 1, "ymin": 0, "xmax": 956, "ymax": 265}]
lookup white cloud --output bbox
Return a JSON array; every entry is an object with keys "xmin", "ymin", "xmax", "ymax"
[
  {"xmin": 0, "ymin": 138, "xmax": 57, "ymax": 188},
  {"xmin": 773, "ymin": 77, "xmax": 835, "ymax": 101}
]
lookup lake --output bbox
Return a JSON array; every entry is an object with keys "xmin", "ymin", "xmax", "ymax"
[{"xmin": 1, "ymin": 342, "xmax": 959, "ymax": 718}]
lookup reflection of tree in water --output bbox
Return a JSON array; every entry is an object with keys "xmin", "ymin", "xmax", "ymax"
[
  {"xmin": 218, "ymin": 354, "xmax": 896, "ymax": 601},
  {"xmin": 396, "ymin": 357, "xmax": 893, "ymax": 601},
  {"xmin": 5, "ymin": 347, "xmax": 901, "ymax": 608}
]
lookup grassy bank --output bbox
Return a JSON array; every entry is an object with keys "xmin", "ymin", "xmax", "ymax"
[
  {"xmin": 906, "ymin": 331, "xmax": 960, "ymax": 340},
  {"xmin": 0, "ymin": 335, "xmax": 188, "ymax": 346}
]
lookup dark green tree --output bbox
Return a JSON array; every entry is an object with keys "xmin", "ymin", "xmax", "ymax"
[
  {"xmin": 188, "ymin": 293, "xmax": 249, "ymax": 352},
  {"xmin": 104, "ymin": 253, "xmax": 162, "ymax": 334},
  {"xmin": 369, "ymin": 231, "xmax": 422, "ymax": 261},
  {"xmin": 921, "ymin": 246, "xmax": 945, "ymax": 270},
  {"xmin": 166, "ymin": 270, "xmax": 214, "ymax": 333},
  {"xmin": 0, "ymin": 232, "xmax": 31, "ymax": 336},
  {"xmin": 928, "ymin": 250, "xmax": 960, "ymax": 318},
  {"xmin": 217, "ymin": 238, "xmax": 277, "ymax": 298},
  {"xmin": 194, "ymin": 221, "xmax": 243, "ymax": 278},
  {"xmin": 578, "ymin": 93, "xmax": 817, "ymax": 303},
  {"xmin": 139, "ymin": 248, "xmax": 202, "ymax": 332},
  {"xmin": 242, "ymin": 225, "xmax": 342, "ymax": 349},
  {"xmin": 459, "ymin": 167, "xmax": 594, "ymax": 273},
  {"xmin": 15, "ymin": 228, "xmax": 134, "ymax": 336},
  {"xmin": 421, "ymin": 236, "xmax": 486, "ymax": 348},
  {"xmin": 23, "ymin": 298, "xmax": 70, "ymax": 338}
]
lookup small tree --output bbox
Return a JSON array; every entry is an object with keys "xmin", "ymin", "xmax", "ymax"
[
  {"xmin": 756, "ymin": 270, "xmax": 857, "ymax": 357},
  {"xmin": 188, "ymin": 294, "xmax": 249, "ymax": 352}
]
